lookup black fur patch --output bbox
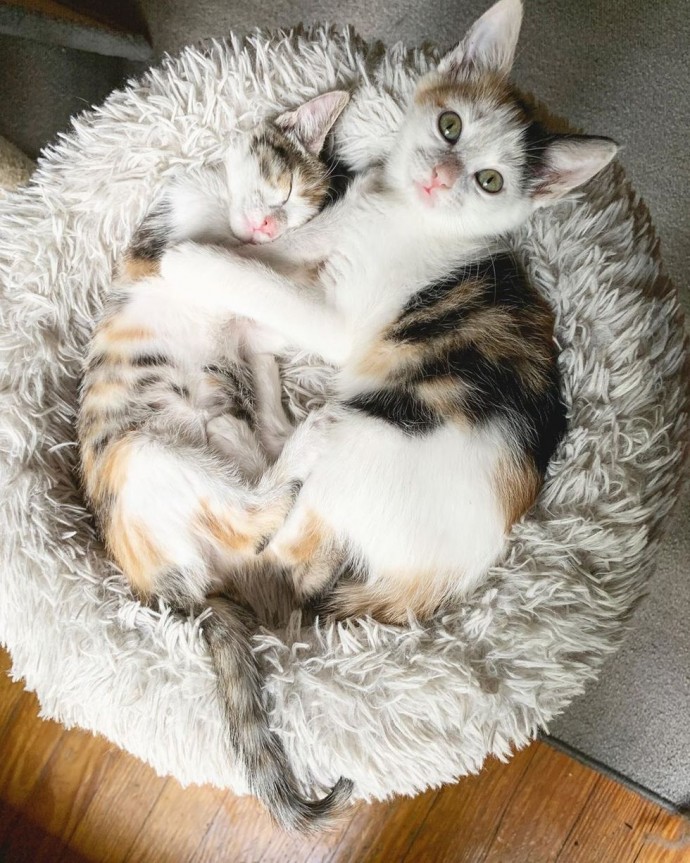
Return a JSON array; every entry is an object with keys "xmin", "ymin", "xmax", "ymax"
[
  {"xmin": 322, "ymin": 155, "xmax": 356, "ymax": 208},
  {"xmin": 344, "ymin": 388, "xmax": 441, "ymax": 435},
  {"xmin": 348, "ymin": 253, "xmax": 566, "ymax": 471},
  {"xmin": 128, "ymin": 198, "xmax": 170, "ymax": 261}
]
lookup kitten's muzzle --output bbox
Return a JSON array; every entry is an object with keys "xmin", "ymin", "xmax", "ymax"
[
  {"xmin": 246, "ymin": 215, "xmax": 278, "ymax": 242},
  {"xmin": 416, "ymin": 158, "xmax": 461, "ymax": 200}
]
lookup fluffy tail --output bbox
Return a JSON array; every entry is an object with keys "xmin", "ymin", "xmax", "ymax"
[{"xmin": 203, "ymin": 595, "xmax": 353, "ymax": 831}]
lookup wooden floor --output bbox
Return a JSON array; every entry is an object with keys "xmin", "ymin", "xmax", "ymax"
[{"xmin": 1, "ymin": 649, "xmax": 688, "ymax": 863}]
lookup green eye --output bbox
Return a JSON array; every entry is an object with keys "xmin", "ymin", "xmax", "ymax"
[
  {"xmin": 476, "ymin": 169, "xmax": 504, "ymax": 193},
  {"xmin": 438, "ymin": 111, "xmax": 462, "ymax": 143}
]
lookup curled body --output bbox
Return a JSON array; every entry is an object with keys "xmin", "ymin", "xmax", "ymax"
[
  {"xmin": 78, "ymin": 91, "xmax": 354, "ymax": 830},
  {"xmin": 161, "ymin": 0, "xmax": 617, "ymax": 624}
]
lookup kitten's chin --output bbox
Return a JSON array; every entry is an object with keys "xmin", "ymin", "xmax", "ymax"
[
  {"xmin": 410, "ymin": 184, "xmax": 459, "ymax": 217},
  {"xmin": 232, "ymin": 228, "xmax": 275, "ymax": 245},
  {"xmin": 413, "ymin": 183, "xmax": 445, "ymax": 208},
  {"xmin": 247, "ymin": 235, "xmax": 273, "ymax": 245}
]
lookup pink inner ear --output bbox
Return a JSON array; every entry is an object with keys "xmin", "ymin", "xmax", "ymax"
[
  {"xmin": 533, "ymin": 138, "xmax": 618, "ymax": 202},
  {"xmin": 278, "ymin": 91, "xmax": 350, "ymax": 156},
  {"xmin": 439, "ymin": 0, "xmax": 523, "ymax": 78}
]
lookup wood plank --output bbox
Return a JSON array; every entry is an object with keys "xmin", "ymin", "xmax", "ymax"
[
  {"xmin": 3, "ymin": 647, "xmax": 690, "ymax": 863},
  {"xmin": 22, "ymin": 726, "xmax": 122, "ymax": 851},
  {"xmin": 0, "ymin": 798, "xmax": 91, "ymax": 863},
  {"xmin": 0, "ymin": 649, "xmax": 28, "ymax": 734},
  {"xmin": 0, "ymin": 688, "xmax": 66, "ymax": 812},
  {"xmin": 251, "ymin": 797, "xmax": 361, "ymax": 863},
  {"xmin": 482, "ymin": 743, "xmax": 599, "ymax": 863},
  {"xmin": 394, "ymin": 744, "xmax": 538, "ymax": 863},
  {"xmin": 634, "ymin": 807, "xmax": 690, "ymax": 863},
  {"xmin": 554, "ymin": 772, "xmax": 662, "ymax": 863},
  {"xmin": 324, "ymin": 788, "xmax": 440, "ymax": 863},
  {"xmin": 189, "ymin": 789, "xmax": 302, "ymax": 863},
  {"xmin": 122, "ymin": 779, "xmax": 229, "ymax": 863},
  {"xmin": 57, "ymin": 747, "xmax": 168, "ymax": 863}
]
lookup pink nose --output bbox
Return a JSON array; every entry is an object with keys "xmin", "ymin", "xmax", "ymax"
[
  {"xmin": 422, "ymin": 162, "xmax": 460, "ymax": 196},
  {"xmin": 248, "ymin": 216, "xmax": 277, "ymax": 238}
]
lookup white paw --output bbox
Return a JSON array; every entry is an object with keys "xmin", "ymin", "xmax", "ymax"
[
  {"xmin": 281, "ymin": 407, "xmax": 336, "ymax": 476},
  {"xmin": 159, "ymin": 241, "xmax": 200, "ymax": 282}
]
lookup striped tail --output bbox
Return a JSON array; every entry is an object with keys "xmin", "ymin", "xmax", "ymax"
[{"xmin": 203, "ymin": 595, "xmax": 353, "ymax": 831}]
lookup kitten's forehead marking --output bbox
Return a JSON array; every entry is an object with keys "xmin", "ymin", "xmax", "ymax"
[
  {"xmin": 415, "ymin": 72, "xmax": 527, "ymax": 122},
  {"xmin": 244, "ymin": 120, "xmax": 332, "ymax": 211}
]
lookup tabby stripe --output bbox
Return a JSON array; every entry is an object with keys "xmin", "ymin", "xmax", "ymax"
[{"xmin": 133, "ymin": 353, "xmax": 171, "ymax": 367}]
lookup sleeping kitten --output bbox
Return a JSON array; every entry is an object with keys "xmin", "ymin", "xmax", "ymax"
[
  {"xmin": 77, "ymin": 91, "xmax": 353, "ymax": 831},
  {"xmin": 159, "ymin": 0, "xmax": 617, "ymax": 623}
]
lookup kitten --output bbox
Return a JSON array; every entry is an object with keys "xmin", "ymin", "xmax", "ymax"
[
  {"xmin": 159, "ymin": 0, "xmax": 617, "ymax": 625},
  {"xmin": 77, "ymin": 91, "xmax": 353, "ymax": 830}
]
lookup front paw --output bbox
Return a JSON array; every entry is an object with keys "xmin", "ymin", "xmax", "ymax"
[
  {"xmin": 160, "ymin": 241, "xmax": 243, "ymax": 285},
  {"xmin": 159, "ymin": 241, "xmax": 205, "ymax": 283}
]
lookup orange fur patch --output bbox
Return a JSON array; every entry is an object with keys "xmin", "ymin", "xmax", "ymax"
[
  {"xmin": 89, "ymin": 436, "xmax": 134, "ymax": 503},
  {"xmin": 84, "ymin": 379, "xmax": 128, "ymax": 405},
  {"xmin": 268, "ymin": 509, "xmax": 338, "ymax": 598},
  {"xmin": 100, "ymin": 325, "xmax": 154, "ymax": 344},
  {"xmin": 494, "ymin": 455, "xmax": 541, "ymax": 532},
  {"xmin": 415, "ymin": 81, "xmax": 465, "ymax": 109},
  {"xmin": 417, "ymin": 375, "xmax": 465, "ymax": 421},
  {"xmin": 121, "ymin": 255, "xmax": 160, "ymax": 281},
  {"xmin": 278, "ymin": 509, "xmax": 327, "ymax": 565},
  {"xmin": 329, "ymin": 570, "xmax": 443, "ymax": 625},
  {"xmin": 355, "ymin": 338, "xmax": 421, "ymax": 379},
  {"xmin": 107, "ymin": 509, "xmax": 167, "ymax": 596},
  {"xmin": 415, "ymin": 72, "xmax": 515, "ymax": 112},
  {"xmin": 196, "ymin": 500, "xmax": 253, "ymax": 556}
]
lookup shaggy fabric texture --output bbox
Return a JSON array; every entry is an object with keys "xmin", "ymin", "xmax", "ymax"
[{"xmin": 0, "ymin": 28, "xmax": 687, "ymax": 801}]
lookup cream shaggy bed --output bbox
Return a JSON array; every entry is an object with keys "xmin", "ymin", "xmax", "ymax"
[{"xmin": 0, "ymin": 28, "xmax": 687, "ymax": 802}]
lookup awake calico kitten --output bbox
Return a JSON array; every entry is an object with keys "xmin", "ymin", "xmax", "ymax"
[
  {"xmin": 159, "ymin": 0, "xmax": 616, "ymax": 623},
  {"xmin": 77, "ymin": 91, "xmax": 353, "ymax": 831}
]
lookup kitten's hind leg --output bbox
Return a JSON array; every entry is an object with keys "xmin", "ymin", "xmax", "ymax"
[
  {"xmin": 321, "ymin": 582, "xmax": 398, "ymax": 624},
  {"xmin": 246, "ymin": 407, "xmax": 335, "ymax": 555},
  {"xmin": 324, "ymin": 576, "xmax": 441, "ymax": 625},
  {"xmin": 207, "ymin": 414, "xmax": 268, "ymax": 481},
  {"xmin": 248, "ymin": 351, "xmax": 294, "ymax": 461},
  {"xmin": 265, "ymin": 504, "xmax": 345, "ymax": 603}
]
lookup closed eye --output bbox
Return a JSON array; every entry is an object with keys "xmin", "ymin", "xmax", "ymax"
[{"xmin": 279, "ymin": 177, "xmax": 293, "ymax": 207}]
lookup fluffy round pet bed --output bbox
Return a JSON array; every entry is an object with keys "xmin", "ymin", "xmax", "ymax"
[{"xmin": 0, "ymin": 28, "xmax": 687, "ymax": 801}]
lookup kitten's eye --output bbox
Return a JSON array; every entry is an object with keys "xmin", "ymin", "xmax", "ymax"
[
  {"xmin": 475, "ymin": 169, "xmax": 504, "ymax": 193},
  {"xmin": 278, "ymin": 177, "xmax": 293, "ymax": 207},
  {"xmin": 438, "ymin": 111, "xmax": 462, "ymax": 143}
]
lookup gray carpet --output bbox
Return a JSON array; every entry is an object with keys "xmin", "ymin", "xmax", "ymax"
[{"xmin": 0, "ymin": 0, "xmax": 688, "ymax": 809}]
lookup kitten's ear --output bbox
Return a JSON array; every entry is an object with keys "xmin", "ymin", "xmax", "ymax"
[
  {"xmin": 531, "ymin": 136, "xmax": 618, "ymax": 204},
  {"xmin": 275, "ymin": 91, "xmax": 350, "ymax": 156},
  {"xmin": 439, "ymin": 0, "xmax": 523, "ymax": 80}
]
